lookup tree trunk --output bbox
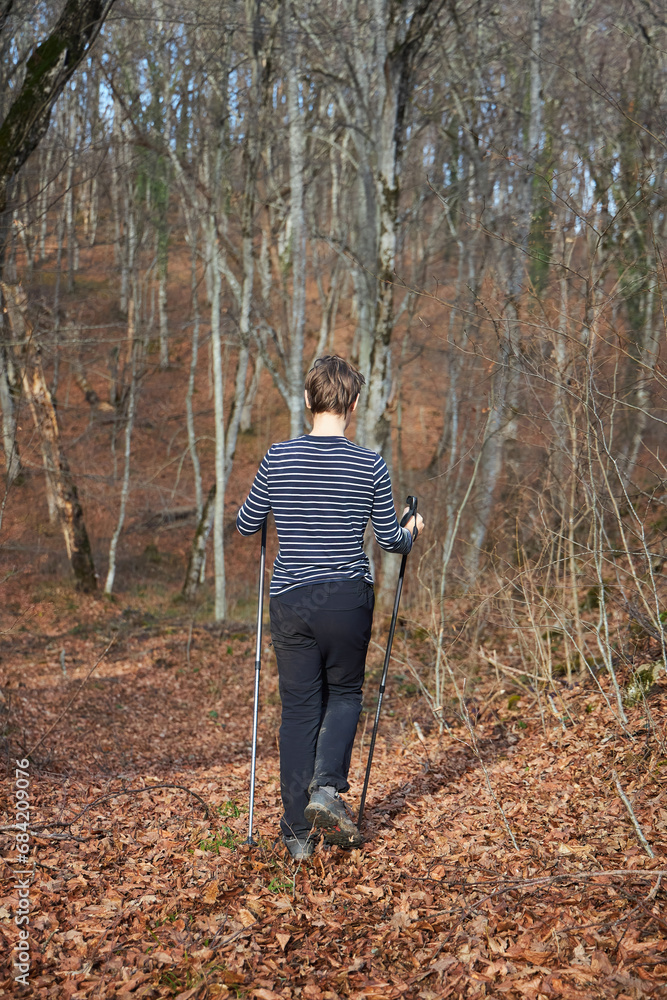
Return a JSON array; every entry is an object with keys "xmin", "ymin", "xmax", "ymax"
[
  {"xmin": 363, "ymin": 25, "xmax": 401, "ymax": 459},
  {"xmin": 38, "ymin": 146, "xmax": 53, "ymax": 260},
  {"xmin": 240, "ymin": 354, "xmax": 263, "ymax": 433},
  {"xmin": 15, "ymin": 175, "xmax": 33, "ymax": 276},
  {"xmin": 157, "ymin": 241, "xmax": 169, "ymax": 370},
  {"xmin": 64, "ymin": 97, "xmax": 77, "ymax": 292},
  {"xmin": 105, "ymin": 281, "xmax": 138, "ymax": 594},
  {"xmin": 286, "ymin": 40, "xmax": 306, "ymax": 438},
  {"xmin": 184, "ymin": 214, "xmax": 203, "ymax": 519},
  {"xmin": 0, "ymin": 0, "xmax": 115, "ymax": 220},
  {"xmin": 110, "ymin": 98, "xmax": 123, "ymax": 273},
  {"xmin": 208, "ymin": 214, "xmax": 227, "ymax": 620},
  {"xmin": 351, "ymin": 167, "xmax": 377, "ymax": 446},
  {"xmin": 0, "ymin": 340, "xmax": 20, "ymax": 484},
  {"xmin": 464, "ymin": 0, "xmax": 542, "ymax": 583},
  {"xmin": 621, "ymin": 258, "xmax": 660, "ymax": 486},
  {"xmin": 2, "ymin": 282, "xmax": 96, "ymax": 590},
  {"xmin": 182, "ymin": 482, "xmax": 216, "ymax": 601}
]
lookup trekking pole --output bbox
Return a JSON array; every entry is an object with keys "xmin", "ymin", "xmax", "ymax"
[
  {"xmin": 246, "ymin": 518, "xmax": 267, "ymax": 846},
  {"xmin": 358, "ymin": 495, "xmax": 418, "ymax": 828}
]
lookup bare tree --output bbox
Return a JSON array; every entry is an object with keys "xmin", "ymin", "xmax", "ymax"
[
  {"xmin": 0, "ymin": 0, "xmax": 115, "ymax": 223},
  {"xmin": 0, "ymin": 1, "xmax": 114, "ymax": 489},
  {"xmin": 2, "ymin": 283, "xmax": 97, "ymax": 591}
]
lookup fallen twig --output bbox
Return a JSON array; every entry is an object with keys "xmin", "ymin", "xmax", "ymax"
[
  {"xmin": 410, "ymin": 867, "xmax": 666, "ymax": 965},
  {"xmin": 612, "ymin": 769, "xmax": 655, "ymax": 858},
  {"xmin": 478, "ymin": 647, "xmax": 532, "ymax": 684},
  {"xmin": 26, "ymin": 635, "xmax": 118, "ymax": 757},
  {"xmin": 22, "ymin": 782, "xmax": 215, "ymax": 834},
  {"xmin": 0, "ymin": 825, "xmax": 86, "ymax": 842},
  {"xmin": 209, "ymin": 918, "xmax": 258, "ymax": 952},
  {"xmin": 448, "ymin": 669, "xmax": 520, "ymax": 851},
  {"xmin": 409, "ymin": 867, "xmax": 667, "ymax": 891},
  {"xmin": 647, "ymin": 873, "xmax": 663, "ymax": 900}
]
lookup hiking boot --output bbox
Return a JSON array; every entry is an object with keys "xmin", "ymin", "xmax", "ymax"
[
  {"xmin": 304, "ymin": 786, "xmax": 362, "ymax": 848},
  {"xmin": 283, "ymin": 835, "xmax": 315, "ymax": 861}
]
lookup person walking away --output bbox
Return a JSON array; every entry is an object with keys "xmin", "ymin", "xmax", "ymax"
[{"xmin": 236, "ymin": 356, "xmax": 424, "ymax": 859}]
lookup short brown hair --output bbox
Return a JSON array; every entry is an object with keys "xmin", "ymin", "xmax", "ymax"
[{"xmin": 304, "ymin": 355, "xmax": 366, "ymax": 415}]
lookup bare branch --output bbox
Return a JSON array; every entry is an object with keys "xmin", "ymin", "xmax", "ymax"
[{"xmin": 0, "ymin": 0, "xmax": 116, "ymax": 214}]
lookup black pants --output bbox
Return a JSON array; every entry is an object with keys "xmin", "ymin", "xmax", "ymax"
[{"xmin": 269, "ymin": 579, "xmax": 374, "ymax": 840}]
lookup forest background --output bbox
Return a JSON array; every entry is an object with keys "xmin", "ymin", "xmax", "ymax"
[{"xmin": 1, "ymin": 1, "xmax": 667, "ymax": 998}]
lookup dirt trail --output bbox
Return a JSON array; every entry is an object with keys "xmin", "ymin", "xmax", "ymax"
[{"xmin": 1, "ymin": 615, "xmax": 666, "ymax": 999}]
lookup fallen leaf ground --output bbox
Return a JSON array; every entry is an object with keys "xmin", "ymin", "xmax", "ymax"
[{"xmin": 1, "ymin": 602, "xmax": 666, "ymax": 1000}]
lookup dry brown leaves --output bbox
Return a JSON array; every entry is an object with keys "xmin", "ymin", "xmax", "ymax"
[{"xmin": 1, "ymin": 612, "xmax": 666, "ymax": 999}]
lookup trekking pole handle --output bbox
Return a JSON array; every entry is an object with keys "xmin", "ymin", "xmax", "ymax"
[{"xmin": 400, "ymin": 495, "xmax": 418, "ymax": 538}]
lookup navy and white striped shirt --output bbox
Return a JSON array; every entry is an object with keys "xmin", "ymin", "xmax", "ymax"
[{"xmin": 236, "ymin": 435, "xmax": 412, "ymax": 596}]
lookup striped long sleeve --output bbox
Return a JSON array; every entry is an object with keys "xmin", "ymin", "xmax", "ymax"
[{"xmin": 236, "ymin": 435, "xmax": 412, "ymax": 596}]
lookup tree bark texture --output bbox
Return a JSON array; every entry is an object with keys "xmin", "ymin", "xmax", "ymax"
[
  {"xmin": 0, "ymin": 330, "xmax": 20, "ymax": 484},
  {"xmin": 464, "ymin": 0, "xmax": 543, "ymax": 583},
  {"xmin": 0, "ymin": 0, "xmax": 114, "ymax": 218},
  {"xmin": 1, "ymin": 282, "xmax": 97, "ymax": 591},
  {"xmin": 354, "ymin": 0, "xmax": 444, "ymax": 455},
  {"xmin": 182, "ymin": 482, "xmax": 216, "ymax": 601},
  {"xmin": 104, "ymin": 281, "xmax": 138, "ymax": 594},
  {"xmin": 208, "ymin": 214, "xmax": 227, "ymax": 621},
  {"xmin": 286, "ymin": 35, "xmax": 306, "ymax": 438}
]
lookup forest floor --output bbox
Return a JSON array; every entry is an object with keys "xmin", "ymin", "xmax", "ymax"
[
  {"xmin": 3, "ymin": 162, "xmax": 667, "ymax": 999},
  {"xmin": 1, "ymin": 593, "xmax": 667, "ymax": 1000}
]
